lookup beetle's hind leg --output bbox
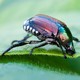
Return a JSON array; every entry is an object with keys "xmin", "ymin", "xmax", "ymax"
[
  {"xmin": 2, "ymin": 39, "xmax": 42, "ymax": 56},
  {"xmin": 2, "ymin": 33, "xmax": 32, "ymax": 56},
  {"xmin": 11, "ymin": 33, "xmax": 32, "ymax": 45}
]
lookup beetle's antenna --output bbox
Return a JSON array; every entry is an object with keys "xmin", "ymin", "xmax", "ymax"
[{"xmin": 73, "ymin": 36, "xmax": 80, "ymax": 42}]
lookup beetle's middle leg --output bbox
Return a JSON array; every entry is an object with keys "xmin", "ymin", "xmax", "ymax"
[
  {"xmin": 29, "ymin": 38, "xmax": 56, "ymax": 55},
  {"xmin": 29, "ymin": 41, "xmax": 47, "ymax": 55}
]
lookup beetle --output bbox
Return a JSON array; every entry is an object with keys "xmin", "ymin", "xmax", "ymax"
[{"xmin": 2, "ymin": 14, "xmax": 80, "ymax": 58}]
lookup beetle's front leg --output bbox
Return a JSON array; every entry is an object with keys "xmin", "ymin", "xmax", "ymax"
[
  {"xmin": 57, "ymin": 38, "xmax": 67, "ymax": 59},
  {"xmin": 60, "ymin": 45, "xmax": 67, "ymax": 59}
]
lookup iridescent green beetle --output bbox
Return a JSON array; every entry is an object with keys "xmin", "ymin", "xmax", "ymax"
[{"xmin": 2, "ymin": 14, "xmax": 80, "ymax": 59}]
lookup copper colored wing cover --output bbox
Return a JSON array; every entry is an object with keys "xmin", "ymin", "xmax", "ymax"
[{"xmin": 31, "ymin": 14, "xmax": 67, "ymax": 37}]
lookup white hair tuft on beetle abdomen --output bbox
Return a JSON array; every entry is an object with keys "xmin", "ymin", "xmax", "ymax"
[{"xmin": 23, "ymin": 25, "xmax": 39, "ymax": 35}]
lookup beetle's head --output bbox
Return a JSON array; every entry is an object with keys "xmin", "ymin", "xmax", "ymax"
[
  {"xmin": 64, "ymin": 41, "xmax": 75, "ymax": 56},
  {"xmin": 58, "ymin": 33, "xmax": 75, "ymax": 56},
  {"xmin": 66, "ymin": 46, "xmax": 75, "ymax": 56}
]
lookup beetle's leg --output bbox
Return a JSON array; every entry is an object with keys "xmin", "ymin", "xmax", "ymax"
[
  {"xmin": 2, "ymin": 34, "xmax": 32, "ymax": 56},
  {"xmin": 57, "ymin": 38, "xmax": 67, "ymax": 59},
  {"xmin": 2, "ymin": 41, "xmax": 27, "ymax": 56},
  {"xmin": 72, "ymin": 36, "xmax": 80, "ymax": 42},
  {"xmin": 29, "ymin": 41, "xmax": 47, "ymax": 55},
  {"xmin": 29, "ymin": 38, "xmax": 60, "ymax": 55},
  {"xmin": 11, "ymin": 33, "xmax": 32, "ymax": 45},
  {"xmin": 2, "ymin": 40, "xmax": 42, "ymax": 56},
  {"xmin": 22, "ymin": 33, "xmax": 32, "ymax": 41},
  {"xmin": 60, "ymin": 45, "xmax": 67, "ymax": 59}
]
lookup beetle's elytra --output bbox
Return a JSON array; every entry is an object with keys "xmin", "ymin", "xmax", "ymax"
[{"xmin": 2, "ymin": 14, "xmax": 80, "ymax": 59}]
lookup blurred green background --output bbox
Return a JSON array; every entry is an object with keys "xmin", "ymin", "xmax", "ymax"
[{"xmin": 0, "ymin": 0, "xmax": 80, "ymax": 80}]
